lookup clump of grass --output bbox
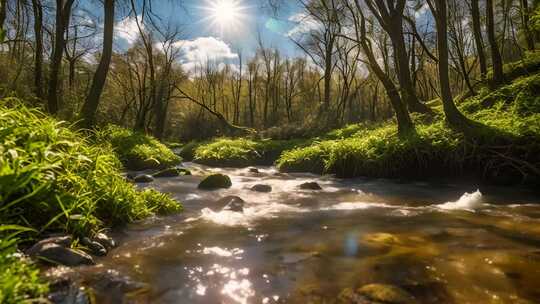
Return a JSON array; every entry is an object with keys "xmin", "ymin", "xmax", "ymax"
[
  {"xmin": 95, "ymin": 125, "xmax": 181, "ymax": 171},
  {"xmin": 0, "ymin": 99, "xmax": 182, "ymax": 238},
  {"xmin": 277, "ymin": 73, "xmax": 540, "ymax": 184},
  {"xmin": 194, "ymin": 138, "xmax": 306, "ymax": 167}
]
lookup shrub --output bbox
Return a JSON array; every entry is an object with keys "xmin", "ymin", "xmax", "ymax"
[
  {"xmin": 96, "ymin": 125, "xmax": 181, "ymax": 171},
  {"xmin": 0, "ymin": 100, "xmax": 182, "ymax": 238}
]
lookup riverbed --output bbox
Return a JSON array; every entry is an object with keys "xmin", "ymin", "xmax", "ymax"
[{"xmin": 66, "ymin": 163, "xmax": 540, "ymax": 303}]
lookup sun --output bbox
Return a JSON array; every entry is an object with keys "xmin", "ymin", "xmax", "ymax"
[{"xmin": 202, "ymin": 0, "xmax": 246, "ymax": 33}]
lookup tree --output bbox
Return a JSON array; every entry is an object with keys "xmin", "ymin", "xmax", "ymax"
[
  {"xmin": 486, "ymin": 0, "xmax": 505, "ymax": 86},
  {"xmin": 31, "ymin": 0, "xmax": 44, "ymax": 99},
  {"xmin": 427, "ymin": 0, "xmax": 473, "ymax": 130},
  {"xmin": 80, "ymin": 0, "xmax": 115, "ymax": 128},
  {"xmin": 470, "ymin": 0, "xmax": 488, "ymax": 80},
  {"xmin": 47, "ymin": 0, "xmax": 75, "ymax": 114}
]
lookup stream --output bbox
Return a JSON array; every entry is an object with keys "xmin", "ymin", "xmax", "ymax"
[{"xmin": 59, "ymin": 163, "xmax": 540, "ymax": 304}]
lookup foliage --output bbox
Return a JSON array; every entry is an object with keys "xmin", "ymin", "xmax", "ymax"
[
  {"xmin": 277, "ymin": 74, "xmax": 540, "ymax": 184},
  {"xmin": 0, "ymin": 99, "xmax": 182, "ymax": 239},
  {"xmin": 193, "ymin": 138, "xmax": 307, "ymax": 167},
  {"xmin": 95, "ymin": 125, "xmax": 181, "ymax": 171}
]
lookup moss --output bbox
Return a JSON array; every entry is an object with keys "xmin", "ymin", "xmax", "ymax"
[
  {"xmin": 197, "ymin": 174, "xmax": 232, "ymax": 190},
  {"xmin": 193, "ymin": 138, "xmax": 306, "ymax": 167},
  {"xmin": 96, "ymin": 125, "xmax": 181, "ymax": 171}
]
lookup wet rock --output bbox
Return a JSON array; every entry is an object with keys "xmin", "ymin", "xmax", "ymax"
[
  {"xmin": 81, "ymin": 237, "xmax": 107, "ymax": 256},
  {"xmin": 153, "ymin": 167, "xmax": 192, "ymax": 178},
  {"xmin": 251, "ymin": 184, "xmax": 272, "ymax": 193},
  {"xmin": 125, "ymin": 173, "xmax": 137, "ymax": 181},
  {"xmin": 213, "ymin": 196, "xmax": 245, "ymax": 212},
  {"xmin": 198, "ymin": 173, "xmax": 232, "ymax": 190},
  {"xmin": 26, "ymin": 235, "xmax": 73, "ymax": 256},
  {"xmin": 134, "ymin": 174, "xmax": 154, "ymax": 183},
  {"xmin": 356, "ymin": 284, "xmax": 415, "ymax": 304},
  {"xmin": 29, "ymin": 243, "xmax": 94, "ymax": 266},
  {"xmin": 248, "ymin": 167, "xmax": 260, "ymax": 173},
  {"xmin": 48, "ymin": 284, "xmax": 90, "ymax": 304},
  {"xmin": 94, "ymin": 233, "xmax": 115, "ymax": 250},
  {"xmin": 299, "ymin": 182, "xmax": 322, "ymax": 190}
]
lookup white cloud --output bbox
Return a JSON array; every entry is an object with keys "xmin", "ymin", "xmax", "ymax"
[
  {"xmin": 173, "ymin": 37, "xmax": 238, "ymax": 73},
  {"xmin": 287, "ymin": 12, "xmax": 320, "ymax": 38},
  {"xmin": 115, "ymin": 15, "xmax": 143, "ymax": 46}
]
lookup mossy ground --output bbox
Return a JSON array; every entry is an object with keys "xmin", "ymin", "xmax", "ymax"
[
  {"xmin": 96, "ymin": 125, "xmax": 181, "ymax": 171},
  {"xmin": 0, "ymin": 100, "xmax": 182, "ymax": 302},
  {"xmin": 277, "ymin": 72, "xmax": 540, "ymax": 184}
]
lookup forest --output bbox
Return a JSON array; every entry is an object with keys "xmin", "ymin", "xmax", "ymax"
[{"xmin": 1, "ymin": 0, "xmax": 540, "ymax": 303}]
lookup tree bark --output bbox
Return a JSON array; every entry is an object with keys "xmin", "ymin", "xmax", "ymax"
[
  {"xmin": 470, "ymin": 0, "xmax": 488, "ymax": 79},
  {"xmin": 80, "ymin": 0, "xmax": 115, "ymax": 127},
  {"xmin": 47, "ymin": 0, "xmax": 74, "ymax": 115},
  {"xmin": 521, "ymin": 0, "xmax": 535, "ymax": 50},
  {"xmin": 31, "ymin": 0, "xmax": 44, "ymax": 100},
  {"xmin": 486, "ymin": 0, "xmax": 505, "ymax": 86},
  {"xmin": 0, "ymin": 0, "xmax": 6, "ymax": 31}
]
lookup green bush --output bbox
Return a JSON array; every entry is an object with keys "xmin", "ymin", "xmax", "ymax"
[
  {"xmin": 193, "ymin": 138, "xmax": 306, "ymax": 167},
  {"xmin": 96, "ymin": 125, "xmax": 181, "ymax": 171},
  {"xmin": 0, "ymin": 100, "xmax": 182, "ymax": 238},
  {"xmin": 277, "ymin": 74, "xmax": 540, "ymax": 183}
]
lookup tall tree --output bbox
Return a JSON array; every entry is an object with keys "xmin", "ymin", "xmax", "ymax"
[
  {"xmin": 486, "ymin": 0, "xmax": 505, "ymax": 86},
  {"xmin": 520, "ymin": 0, "xmax": 535, "ymax": 50},
  {"xmin": 470, "ymin": 0, "xmax": 488, "ymax": 80},
  {"xmin": 428, "ymin": 0, "xmax": 473, "ymax": 130},
  {"xmin": 0, "ymin": 0, "xmax": 6, "ymax": 37},
  {"xmin": 47, "ymin": 0, "xmax": 75, "ymax": 114},
  {"xmin": 80, "ymin": 0, "xmax": 115, "ymax": 127},
  {"xmin": 31, "ymin": 0, "xmax": 44, "ymax": 100},
  {"xmin": 363, "ymin": 0, "xmax": 432, "ymax": 114}
]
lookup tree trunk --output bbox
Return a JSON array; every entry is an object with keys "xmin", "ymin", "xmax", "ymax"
[
  {"xmin": 47, "ymin": 0, "xmax": 74, "ymax": 115},
  {"xmin": 432, "ymin": 0, "xmax": 472, "ymax": 130},
  {"xmin": 521, "ymin": 0, "xmax": 535, "ymax": 50},
  {"xmin": 31, "ymin": 0, "xmax": 44, "ymax": 100},
  {"xmin": 80, "ymin": 0, "xmax": 114, "ymax": 127},
  {"xmin": 471, "ymin": 0, "xmax": 488, "ymax": 80},
  {"xmin": 486, "ymin": 0, "xmax": 505, "ymax": 86},
  {"xmin": 0, "ymin": 0, "xmax": 6, "ymax": 32}
]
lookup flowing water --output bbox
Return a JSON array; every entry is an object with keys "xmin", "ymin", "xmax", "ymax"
[{"xmin": 63, "ymin": 164, "xmax": 540, "ymax": 304}]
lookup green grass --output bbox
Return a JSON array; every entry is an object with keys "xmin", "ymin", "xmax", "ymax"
[
  {"xmin": 193, "ymin": 138, "xmax": 307, "ymax": 167},
  {"xmin": 95, "ymin": 125, "xmax": 181, "ymax": 171},
  {"xmin": 277, "ymin": 73, "xmax": 540, "ymax": 184},
  {"xmin": 0, "ymin": 99, "xmax": 182, "ymax": 301}
]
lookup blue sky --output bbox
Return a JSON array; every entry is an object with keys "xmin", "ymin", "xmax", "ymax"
[{"xmin": 79, "ymin": 0, "xmax": 308, "ymax": 72}]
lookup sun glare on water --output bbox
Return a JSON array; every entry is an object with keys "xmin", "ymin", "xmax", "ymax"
[{"xmin": 203, "ymin": 0, "xmax": 245, "ymax": 33}]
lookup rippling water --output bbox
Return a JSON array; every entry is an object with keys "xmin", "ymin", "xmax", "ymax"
[{"xmin": 68, "ymin": 164, "xmax": 540, "ymax": 303}]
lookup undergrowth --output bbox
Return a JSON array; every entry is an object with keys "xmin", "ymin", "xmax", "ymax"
[
  {"xmin": 95, "ymin": 125, "xmax": 181, "ymax": 171},
  {"xmin": 0, "ymin": 100, "xmax": 182, "ymax": 301}
]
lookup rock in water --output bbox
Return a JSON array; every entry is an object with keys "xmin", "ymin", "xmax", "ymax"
[
  {"xmin": 198, "ymin": 174, "xmax": 232, "ymax": 190},
  {"xmin": 213, "ymin": 196, "xmax": 245, "ymax": 212},
  {"xmin": 81, "ymin": 237, "xmax": 107, "ymax": 256},
  {"xmin": 94, "ymin": 233, "xmax": 116, "ymax": 249},
  {"xmin": 299, "ymin": 182, "xmax": 322, "ymax": 190},
  {"xmin": 26, "ymin": 235, "xmax": 73, "ymax": 256},
  {"xmin": 356, "ymin": 284, "xmax": 415, "ymax": 304},
  {"xmin": 251, "ymin": 184, "xmax": 272, "ymax": 193},
  {"xmin": 134, "ymin": 174, "xmax": 154, "ymax": 183},
  {"xmin": 29, "ymin": 243, "xmax": 94, "ymax": 266},
  {"xmin": 153, "ymin": 167, "xmax": 192, "ymax": 178},
  {"xmin": 248, "ymin": 167, "xmax": 260, "ymax": 173}
]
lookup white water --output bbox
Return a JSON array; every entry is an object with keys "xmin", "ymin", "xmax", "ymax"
[{"xmin": 436, "ymin": 190, "xmax": 484, "ymax": 211}]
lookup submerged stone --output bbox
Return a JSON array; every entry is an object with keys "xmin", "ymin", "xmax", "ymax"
[
  {"xmin": 248, "ymin": 167, "xmax": 260, "ymax": 173},
  {"xmin": 251, "ymin": 184, "xmax": 272, "ymax": 193},
  {"xmin": 134, "ymin": 174, "xmax": 154, "ymax": 183},
  {"xmin": 81, "ymin": 237, "xmax": 107, "ymax": 256},
  {"xmin": 198, "ymin": 174, "xmax": 232, "ymax": 190},
  {"xmin": 94, "ymin": 233, "xmax": 115, "ymax": 250},
  {"xmin": 217, "ymin": 196, "xmax": 245, "ymax": 212},
  {"xmin": 356, "ymin": 284, "xmax": 416, "ymax": 304},
  {"xmin": 299, "ymin": 182, "xmax": 322, "ymax": 190}
]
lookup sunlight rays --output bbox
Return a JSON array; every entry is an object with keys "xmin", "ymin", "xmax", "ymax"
[{"xmin": 200, "ymin": 0, "xmax": 247, "ymax": 35}]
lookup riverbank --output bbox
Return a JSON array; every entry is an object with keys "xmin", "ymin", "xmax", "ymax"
[
  {"xmin": 0, "ymin": 100, "xmax": 182, "ymax": 302},
  {"xmin": 183, "ymin": 61, "xmax": 540, "ymax": 186}
]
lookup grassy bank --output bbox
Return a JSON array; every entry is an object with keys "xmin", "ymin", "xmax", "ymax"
[
  {"xmin": 96, "ymin": 125, "xmax": 181, "ymax": 171},
  {"xmin": 0, "ymin": 100, "xmax": 182, "ymax": 302},
  {"xmin": 191, "ymin": 138, "xmax": 307, "ymax": 167},
  {"xmin": 276, "ymin": 73, "xmax": 540, "ymax": 184}
]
